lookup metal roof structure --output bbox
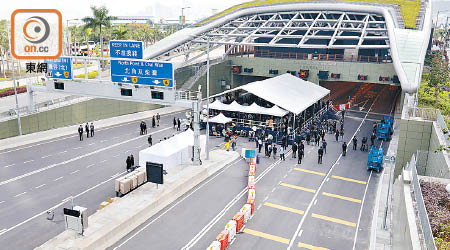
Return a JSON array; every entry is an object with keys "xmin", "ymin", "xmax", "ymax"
[{"xmin": 143, "ymin": 0, "xmax": 432, "ymax": 93}]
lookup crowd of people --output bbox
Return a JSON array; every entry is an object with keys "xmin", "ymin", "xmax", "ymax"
[{"xmin": 77, "ymin": 122, "xmax": 95, "ymax": 141}]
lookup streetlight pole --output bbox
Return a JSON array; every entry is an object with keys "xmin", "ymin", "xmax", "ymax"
[
  {"xmin": 206, "ymin": 37, "xmax": 210, "ymax": 160},
  {"xmin": 181, "ymin": 7, "xmax": 191, "ymax": 27},
  {"xmin": 7, "ymin": 23, "xmax": 22, "ymax": 136},
  {"xmin": 66, "ymin": 19, "xmax": 79, "ymax": 56}
]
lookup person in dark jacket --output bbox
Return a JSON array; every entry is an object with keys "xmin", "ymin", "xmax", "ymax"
[
  {"xmin": 143, "ymin": 122, "xmax": 147, "ymax": 134},
  {"xmin": 342, "ymin": 142, "xmax": 347, "ymax": 156},
  {"xmin": 156, "ymin": 113, "xmax": 160, "ymax": 127},
  {"xmin": 322, "ymin": 139, "xmax": 327, "ymax": 154},
  {"xmin": 148, "ymin": 135, "xmax": 153, "ymax": 146},
  {"xmin": 361, "ymin": 137, "xmax": 368, "ymax": 151},
  {"xmin": 306, "ymin": 132, "xmax": 311, "ymax": 145},
  {"xmin": 173, "ymin": 117, "xmax": 177, "ymax": 129},
  {"xmin": 126, "ymin": 156, "xmax": 132, "ymax": 172},
  {"xmin": 298, "ymin": 148, "xmax": 304, "ymax": 164},
  {"xmin": 371, "ymin": 133, "xmax": 376, "ymax": 146},
  {"xmin": 140, "ymin": 121, "xmax": 144, "ymax": 135},
  {"xmin": 130, "ymin": 154, "xmax": 135, "ymax": 167},
  {"xmin": 85, "ymin": 123, "xmax": 90, "ymax": 138},
  {"xmin": 292, "ymin": 142, "xmax": 297, "ymax": 158},
  {"xmin": 318, "ymin": 147, "xmax": 324, "ymax": 164},
  {"xmin": 177, "ymin": 118, "xmax": 181, "ymax": 131},
  {"xmin": 352, "ymin": 137, "xmax": 358, "ymax": 150},
  {"xmin": 152, "ymin": 116, "xmax": 156, "ymax": 128},
  {"xmin": 90, "ymin": 122, "xmax": 94, "ymax": 137},
  {"xmin": 335, "ymin": 129, "xmax": 339, "ymax": 141},
  {"xmin": 273, "ymin": 144, "xmax": 277, "ymax": 159},
  {"xmin": 78, "ymin": 125, "xmax": 83, "ymax": 141}
]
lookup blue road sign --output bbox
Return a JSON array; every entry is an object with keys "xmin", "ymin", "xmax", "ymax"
[
  {"xmin": 45, "ymin": 57, "xmax": 72, "ymax": 80},
  {"xmin": 110, "ymin": 59, "xmax": 174, "ymax": 87},
  {"xmin": 110, "ymin": 40, "xmax": 143, "ymax": 59}
]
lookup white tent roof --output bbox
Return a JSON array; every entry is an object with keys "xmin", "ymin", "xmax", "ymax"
[
  {"xmin": 209, "ymin": 113, "xmax": 233, "ymax": 124},
  {"xmin": 239, "ymin": 74, "xmax": 330, "ymax": 114},
  {"xmin": 206, "ymin": 99, "xmax": 229, "ymax": 110},
  {"xmin": 243, "ymin": 102, "xmax": 266, "ymax": 114},
  {"xmin": 265, "ymin": 105, "xmax": 289, "ymax": 117},
  {"xmin": 227, "ymin": 101, "xmax": 243, "ymax": 112}
]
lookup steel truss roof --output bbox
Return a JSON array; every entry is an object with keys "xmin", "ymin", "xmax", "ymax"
[{"xmin": 157, "ymin": 10, "xmax": 389, "ymax": 62}]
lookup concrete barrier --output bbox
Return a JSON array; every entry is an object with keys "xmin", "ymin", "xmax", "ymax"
[{"xmin": 36, "ymin": 150, "xmax": 239, "ymax": 250}]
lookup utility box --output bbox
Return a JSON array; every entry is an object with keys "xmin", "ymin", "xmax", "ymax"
[{"xmin": 64, "ymin": 206, "xmax": 88, "ymax": 234}]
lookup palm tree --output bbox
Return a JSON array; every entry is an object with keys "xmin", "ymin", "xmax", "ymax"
[
  {"xmin": 82, "ymin": 6, "xmax": 116, "ymax": 69},
  {"xmin": 113, "ymin": 24, "xmax": 128, "ymax": 40}
]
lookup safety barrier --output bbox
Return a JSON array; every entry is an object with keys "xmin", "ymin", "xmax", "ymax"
[{"xmin": 206, "ymin": 149, "xmax": 257, "ymax": 250}]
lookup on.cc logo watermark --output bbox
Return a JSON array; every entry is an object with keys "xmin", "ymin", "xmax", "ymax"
[{"xmin": 11, "ymin": 9, "xmax": 62, "ymax": 59}]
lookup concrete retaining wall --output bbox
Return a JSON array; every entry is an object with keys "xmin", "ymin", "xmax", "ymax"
[
  {"xmin": 425, "ymin": 122, "xmax": 450, "ymax": 178},
  {"xmin": 0, "ymin": 98, "xmax": 160, "ymax": 140}
]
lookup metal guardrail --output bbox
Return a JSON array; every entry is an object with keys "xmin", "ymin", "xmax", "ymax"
[
  {"xmin": 403, "ymin": 106, "xmax": 438, "ymax": 121},
  {"xmin": 436, "ymin": 109, "xmax": 450, "ymax": 146},
  {"xmin": 408, "ymin": 154, "xmax": 437, "ymax": 250}
]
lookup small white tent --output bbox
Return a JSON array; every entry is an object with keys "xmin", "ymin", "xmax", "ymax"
[{"xmin": 209, "ymin": 113, "xmax": 233, "ymax": 124}]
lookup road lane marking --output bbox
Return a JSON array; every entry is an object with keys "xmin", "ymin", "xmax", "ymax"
[
  {"xmin": 116, "ymin": 158, "xmax": 245, "ymax": 250},
  {"xmin": 53, "ymin": 176, "xmax": 64, "ymax": 181},
  {"xmin": 0, "ymin": 229, "xmax": 5, "ymax": 234},
  {"xmin": 70, "ymin": 170, "xmax": 80, "ymax": 175},
  {"xmin": 125, "ymin": 150, "xmax": 131, "ymax": 153},
  {"xmin": 313, "ymin": 199, "xmax": 317, "ymax": 206},
  {"xmin": 100, "ymin": 140, "xmax": 108, "ymax": 143},
  {"xmin": 0, "ymin": 126, "xmax": 172, "ymax": 188},
  {"xmin": 287, "ymin": 92, "xmax": 380, "ymax": 250},
  {"xmin": 73, "ymin": 147, "xmax": 82, "ymax": 150},
  {"xmin": 264, "ymin": 202, "xmax": 304, "ymax": 215},
  {"xmin": 100, "ymin": 160, "xmax": 107, "ymax": 163},
  {"xmin": 23, "ymin": 160, "xmax": 34, "ymax": 164},
  {"xmin": 311, "ymin": 213, "xmax": 356, "ymax": 227},
  {"xmin": 0, "ymin": 170, "xmax": 128, "ymax": 237},
  {"xmin": 14, "ymin": 192, "xmax": 27, "ymax": 197},
  {"xmin": 86, "ymin": 164, "xmax": 95, "ymax": 169},
  {"xmin": 297, "ymin": 242, "xmax": 330, "ymax": 250},
  {"xmin": 352, "ymin": 170, "xmax": 373, "ymax": 250},
  {"xmin": 58, "ymin": 150, "xmax": 68, "ymax": 154},
  {"xmin": 88, "ymin": 143, "xmax": 95, "ymax": 146},
  {"xmin": 298, "ymin": 229, "xmax": 303, "ymax": 237},
  {"xmin": 113, "ymin": 154, "xmax": 120, "ymax": 158},
  {"xmin": 322, "ymin": 192, "xmax": 362, "ymax": 203},
  {"xmin": 280, "ymin": 183, "xmax": 316, "ymax": 193},
  {"xmin": 41, "ymin": 154, "xmax": 52, "ymax": 159},
  {"xmin": 4, "ymin": 164, "xmax": 15, "ymax": 168},
  {"xmin": 331, "ymin": 175, "xmax": 366, "ymax": 184},
  {"xmin": 0, "ymin": 201, "xmax": 5, "ymax": 205},
  {"xmin": 112, "ymin": 136, "xmax": 120, "ymax": 139},
  {"xmin": 35, "ymin": 184, "xmax": 46, "ymax": 189},
  {"xmin": 243, "ymin": 228, "xmax": 290, "ymax": 244},
  {"xmin": 294, "ymin": 168, "xmax": 326, "ymax": 176}
]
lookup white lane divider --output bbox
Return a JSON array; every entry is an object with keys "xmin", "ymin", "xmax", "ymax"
[
  {"xmin": 86, "ymin": 164, "xmax": 95, "ymax": 169},
  {"xmin": 35, "ymin": 184, "xmax": 46, "ymax": 189},
  {"xmin": 298, "ymin": 230, "xmax": 303, "ymax": 237},
  {"xmin": 70, "ymin": 170, "xmax": 80, "ymax": 175},
  {"xmin": 58, "ymin": 150, "xmax": 68, "ymax": 154},
  {"xmin": 53, "ymin": 176, "xmax": 64, "ymax": 182},
  {"xmin": 0, "ymin": 201, "xmax": 5, "ymax": 205},
  {"xmin": 14, "ymin": 192, "xmax": 27, "ymax": 197},
  {"xmin": 41, "ymin": 154, "xmax": 52, "ymax": 159},
  {"xmin": 113, "ymin": 154, "xmax": 120, "ymax": 158},
  {"xmin": 0, "ymin": 127, "xmax": 172, "ymax": 187},
  {"xmin": 113, "ymin": 158, "xmax": 244, "ymax": 250},
  {"xmin": 0, "ymin": 170, "xmax": 128, "ymax": 237},
  {"xmin": 99, "ymin": 160, "xmax": 107, "ymax": 164},
  {"xmin": 72, "ymin": 147, "xmax": 82, "ymax": 150},
  {"xmin": 0, "ymin": 229, "xmax": 6, "ymax": 235},
  {"xmin": 23, "ymin": 160, "xmax": 34, "ymax": 164},
  {"xmin": 3, "ymin": 164, "xmax": 15, "ymax": 168},
  {"xmin": 88, "ymin": 143, "xmax": 95, "ymax": 146},
  {"xmin": 352, "ymin": 171, "xmax": 373, "ymax": 250}
]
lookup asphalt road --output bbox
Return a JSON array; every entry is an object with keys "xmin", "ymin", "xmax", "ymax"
[
  {"xmin": 110, "ymin": 86, "xmax": 397, "ymax": 250},
  {"xmin": 0, "ymin": 109, "xmax": 215, "ymax": 250}
]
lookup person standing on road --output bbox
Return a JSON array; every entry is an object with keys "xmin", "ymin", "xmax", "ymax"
[
  {"xmin": 231, "ymin": 137, "xmax": 236, "ymax": 151},
  {"xmin": 352, "ymin": 137, "xmax": 358, "ymax": 150},
  {"xmin": 361, "ymin": 137, "xmax": 368, "ymax": 151},
  {"xmin": 268, "ymin": 143, "xmax": 272, "ymax": 158},
  {"xmin": 173, "ymin": 117, "xmax": 177, "ymax": 129},
  {"xmin": 143, "ymin": 122, "xmax": 147, "ymax": 134},
  {"xmin": 148, "ymin": 135, "xmax": 153, "ymax": 146},
  {"xmin": 152, "ymin": 116, "xmax": 156, "ymax": 128},
  {"xmin": 126, "ymin": 156, "xmax": 132, "ymax": 172},
  {"xmin": 342, "ymin": 142, "xmax": 347, "ymax": 156},
  {"xmin": 140, "ymin": 121, "xmax": 144, "ymax": 135},
  {"xmin": 318, "ymin": 146, "xmax": 324, "ymax": 164},
  {"xmin": 78, "ymin": 125, "xmax": 83, "ymax": 141},
  {"xmin": 280, "ymin": 146, "xmax": 285, "ymax": 161},
  {"xmin": 264, "ymin": 139, "xmax": 269, "ymax": 157},
  {"xmin": 306, "ymin": 132, "xmax": 311, "ymax": 145},
  {"xmin": 90, "ymin": 122, "xmax": 95, "ymax": 137},
  {"xmin": 292, "ymin": 142, "xmax": 297, "ymax": 158},
  {"xmin": 258, "ymin": 138, "xmax": 263, "ymax": 153},
  {"xmin": 322, "ymin": 139, "xmax": 327, "ymax": 154},
  {"xmin": 156, "ymin": 113, "xmax": 160, "ymax": 127},
  {"xmin": 298, "ymin": 148, "xmax": 304, "ymax": 164},
  {"xmin": 130, "ymin": 154, "xmax": 135, "ymax": 167},
  {"xmin": 177, "ymin": 118, "xmax": 181, "ymax": 131},
  {"xmin": 273, "ymin": 144, "xmax": 278, "ymax": 159},
  {"xmin": 340, "ymin": 128, "xmax": 344, "ymax": 141},
  {"xmin": 335, "ymin": 129, "xmax": 339, "ymax": 142},
  {"xmin": 85, "ymin": 122, "xmax": 90, "ymax": 138},
  {"xmin": 371, "ymin": 133, "xmax": 376, "ymax": 146}
]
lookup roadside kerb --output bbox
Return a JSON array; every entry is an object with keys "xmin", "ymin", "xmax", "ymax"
[{"xmin": 36, "ymin": 149, "xmax": 239, "ymax": 250}]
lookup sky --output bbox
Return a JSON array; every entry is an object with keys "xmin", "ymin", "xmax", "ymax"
[{"xmin": 0, "ymin": 0, "xmax": 248, "ymax": 24}]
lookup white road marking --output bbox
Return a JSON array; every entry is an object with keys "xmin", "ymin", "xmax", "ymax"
[
  {"xmin": 298, "ymin": 230, "xmax": 303, "ymax": 237},
  {"xmin": 0, "ymin": 170, "xmax": 129, "ymax": 237},
  {"xmin": 70, "ymin": 170, "xmax": 80, "ymax": 175},
  {"xmin": 53, "ymin": 176, "xmax": 64, "ymax": 181},
  {"xmin": 14, "ymin": 192, "xmax": 27, "ymax": 197},
  {"xmin": 113, "ymin": 154, "xmax": 120, "ymax": 158},
  {"xmin": 100, "ymin": 140, "xmax": 108, "ymax": 143},
  {"xmin": 326, "ymin": 178, "xmax": 330, "ymax": 182},
  {"xmin": 352, "ymin": 171, "xmax": 373, "ymax": 250},
  {"xmin": 257, "ymin": 204, "xmax": 262, "ymax": 210},
  {"xmin": 41, "ymin": 154, "xmax": 52, "ymax": 159},
  {"xmin": 23, "ymin": 160, "xmax": 34, "ymax": 164},
  {"xmin": 88, "ymin": 143, "xmax": 95, "ymax": 146},
  {"xmin": 4, "ymin": 164, "xmax": 15, "ymax": 168},
  {"xmin": 287, "ymin": 93, "xmax": 379, "ymax": 250},
  {"xmin": 0, "ymin": 127, "xmax": 172, "ymax": 187},
  {"xmin": 313, "ymin": 199, "xmax": 318, "ymax": 206},
  {"xmin": 125, "ymin": 150, "xmax": 131, "ymax": 153},
  {"xmin": 112, "ymin": 136, "xmax": 120, "ymax": 139},
  {"xmin": 283, "ymin": 174, "xmax": 287, "ymax": 178},
  {"xmin": 73, "ymin": 147, "xmax": 82, "ymax": 150},
  {"xmin": 263, "ymin": 196, "xmax": 269, "ymax": 202},
  {"xmin": 58, "ymin": 150, "xmax": 68, "ymax": 154},
  {"xmin": 99, "ymin": 160, "xmax": 107, "ymax": 163},
  {"xmin": 35, "ymin": 184, "xmax": 46, "ymax": 189},
  {"xmin": 86, "ymin": 164, "xmax": 95, "ymax": 169},
  {"xmin": 112, "ymin": 158, "xmax": 246, "ymax": 250},
  {"xmin": 180, "ymin": 153, "xmax": 292, "ymax": 250},
  {"xmin": 135, "ymin": 146, "xmax": 141, "ymax": 149},
  {"xmin": 111, "ymin": 173, "xmax": 122, "ymax": 179},
  {"xmin": 0, "ymin": 229, "xmax": 6, "ymax": 235},
  {"xmin": 271, "ymin": 187, "xmax": 276, "ymax": 193},
  {"xmin": 0, "ymin": 201, "xmax": 5, "ymax": 205},
  {"xmin": 278, "ymin": 181, "xmax": 282, "ymax": 185}
]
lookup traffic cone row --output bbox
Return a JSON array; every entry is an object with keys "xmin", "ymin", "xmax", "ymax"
[{"xmin": 206, "ymin": 154, "xmax": 257, "ymax": 250}]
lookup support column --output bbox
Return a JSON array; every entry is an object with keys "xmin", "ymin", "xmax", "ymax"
[
  {"xmin": 26, "ymin": 85, "xmax": 35, "ymax": 113},
  {"xmin": 192, "ymin": 100, "xmax": 201, "ymax": 165}
]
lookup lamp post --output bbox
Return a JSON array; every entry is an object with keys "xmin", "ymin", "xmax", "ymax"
[
  {"xmin": 181, "ymin": 7, "xmax": 191, "ymax": 27},
  {"xmin": 206, "ymin": 37, "xmax": 210, "ymax": 160},
  {"xmin": 66, "ymin": 19, "xmax": 79, "ymax": 56},
  {"xmin": 6, "ymin": 23, "xmax": 22, "ymax": 136}
]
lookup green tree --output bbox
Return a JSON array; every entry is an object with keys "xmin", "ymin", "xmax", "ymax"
[
  {"xmin": 82, "ymin": 6, "xmax": 116, "ymax": 68},
  {"xmin": 112, "ymin": 24, "xmax": 128, "ymax": 40},
  {"xmin": 0, "ymin": 20, "xmax": 10, "ymax": 77},
  {"xmin": 427, "ymin": 53, "xmax": 450, "ymax": 108}
]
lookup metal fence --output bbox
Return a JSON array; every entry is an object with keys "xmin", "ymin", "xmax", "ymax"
[
  {"xmin": 408, "ymin": 154, "xmax": 437, "ymax": 250},
  {"xmin": 436, "ymin": 109, "xmax": 450, "ymax": 146},
  {"xmin": 403, "ymin": 106, "xmax": 439, "ymax": 121}
]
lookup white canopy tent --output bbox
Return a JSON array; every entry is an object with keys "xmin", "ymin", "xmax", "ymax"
[
  {"xmin": 243, "ymin": 102, "xmax": 267, "ymax": 114},
  {"xmin": 264, "ymin": 105, "xmax": 289, "ymax": 117},
  {"xmin": 209, "ymin": 74, "xmax": 330, "ymax": 115},
  {"xmin": 209, "ymin": 113, "xmax": 233, "ymax": 124},
  {"xmin": 139, "ymin": 130, "xmax": 206, "ymax": 170}
]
